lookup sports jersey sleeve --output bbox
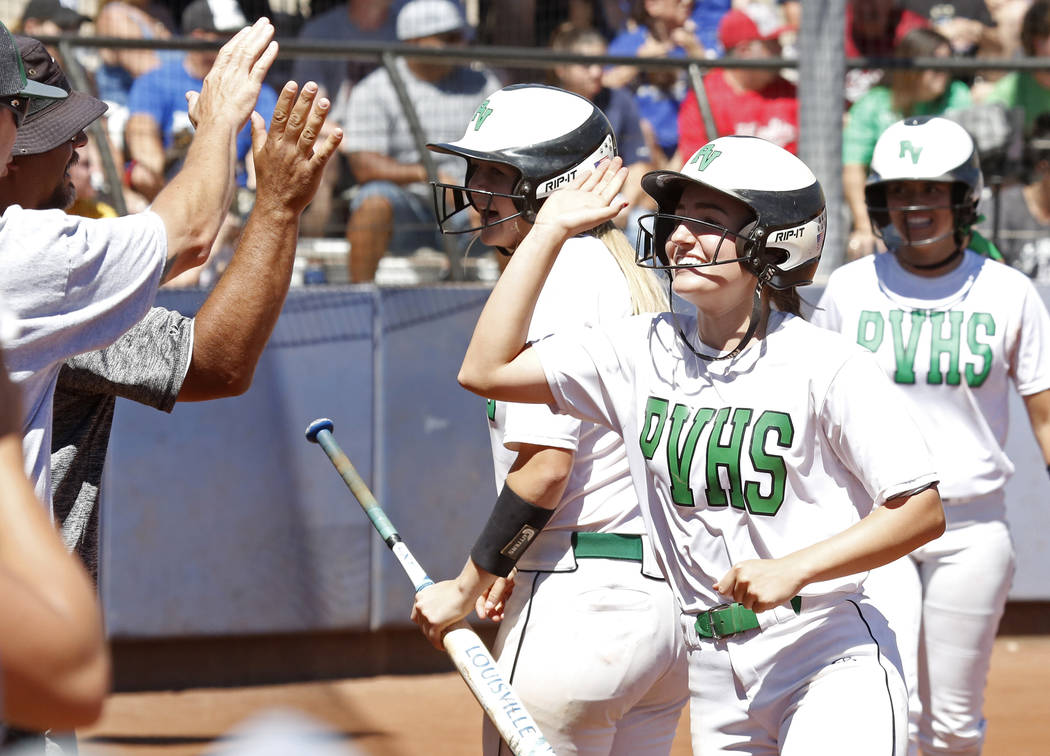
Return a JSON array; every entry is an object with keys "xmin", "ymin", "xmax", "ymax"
[
  {"xmin": 503, "ymin": 241, "xmax": 627, "ymax": 452},
  {"xmin": 533, "ymin": 320, "xmax": 641, "ymax": 435},
  {"xmin": 1011, "ymin": 280, "xmax": 1050, "ymax": 396},
  {"xmin": 820, "ymin": 351, "xmax": 939, "ymax": 506},
  {"xmin": 58, "ymin": 307, "xmax": 193, "ymax": 412}
]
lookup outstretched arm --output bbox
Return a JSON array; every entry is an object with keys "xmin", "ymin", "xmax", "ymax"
[
  {"xmin": 178, "ymin": 81, "xmax": 342, "ymax": 401},
  {"xmin": 1022, "ymin": 389, "xmax": 1050, "ymax": 468},
  {"xmin": 0, "ymin": 350, "xmax": 110, "ymax": 730},
  {"xmin": 716, "ymin": 487, "xmax": 945, "ymax": 612},
  {"xmin": 457, "ymin": 157, "xmax": 629, "ymax": 404},
  {"xmin": 150, "ymin": 19, "xmax": 279, "ymax": 283},
  {"xmin": 411, "ymin": 444, "xmax": 574, "ymax": 648}
]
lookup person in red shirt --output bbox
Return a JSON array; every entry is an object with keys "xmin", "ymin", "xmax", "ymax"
[
  {"xmin": 677, "ymin": 7, "xmax": 798, "ymax": 158},
  {"xmin": 845, "ymin": 0, "xmax": 929, "ymax": 102}
]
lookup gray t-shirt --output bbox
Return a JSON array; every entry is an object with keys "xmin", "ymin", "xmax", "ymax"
[
  {"xmin": 338, "ymin": 58, "xmax": 502, "ymax": 197},
  {"xmin": 979, "ymin": 184, "xmax": 1050, "ymax": 283},
  {"xmin": 51, "ymin": 307, "xmax": 193, "ymax": 584},
  {"xmin": 0, "ymin": 207, "xmax": 167, "ymax": 505}
]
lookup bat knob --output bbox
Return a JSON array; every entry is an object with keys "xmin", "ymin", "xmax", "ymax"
[{"xmin": 305, "ymin": 418, "xmax": 335, "ymax": 443}]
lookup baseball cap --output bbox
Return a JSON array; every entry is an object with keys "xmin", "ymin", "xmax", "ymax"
[
  {"xmin": 718, "ymin": 8, "xmax": 786, "ymax": 52},
  {"xmin": 0, "ymin": 21, "xmax": 66, "ymax": 104},
  {"xmin": 396, "ymin": 0, "xmax": 465, "ymax": 41},
  {"xmin": 20, "ymin": 0, "xmax": 91, "ymax": 32},
  {"xmin": 181, "ymin": 0, "xmax": 248, "ymax": 34},
  {"xmin": 12, "ymin": 35, "xmax": 107, "ymax": 156}
]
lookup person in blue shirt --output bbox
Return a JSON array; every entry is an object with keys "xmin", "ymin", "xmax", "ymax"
[
  {"xmin": 125, "ymin": 0, "xmax": 278, "ymax": 201},
  {"xmin": 605, "ymin": 0, "xmax": 717, "ymax": 165}
]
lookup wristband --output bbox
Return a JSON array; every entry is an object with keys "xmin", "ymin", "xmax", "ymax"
[{"xmin": 470, "ymin": 483, "xmax": 554, "ymax": 577}]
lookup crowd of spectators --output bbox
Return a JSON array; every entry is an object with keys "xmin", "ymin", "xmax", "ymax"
[{"xmin": 1, "ymin": 0, "xmax": 1050, "ymax": 281}]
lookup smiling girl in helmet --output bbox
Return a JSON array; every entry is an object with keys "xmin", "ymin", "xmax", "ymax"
[
  {"xmin": 410, "ymin": 84, "xmax": 688, "ymax": 756},
  {"xmin": 815, "ymin": 115, "xmax": 1050, "ymax": 756},
  {"xmin": 452, "ymin": 132, "xmax": 946, "ymax": 754}
]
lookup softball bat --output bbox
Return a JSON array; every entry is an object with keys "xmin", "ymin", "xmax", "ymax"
[{"xmin": 305, "ymin": 418, "xmax": 557, "ymax": 756}]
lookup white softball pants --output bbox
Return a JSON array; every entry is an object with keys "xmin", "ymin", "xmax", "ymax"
[
  {"xmin": 868, "ymin": 493, "xmax": 1015, "ymax": 756},
  {"xmin": 483, "ymin": 557, "xmax": 689, "ymax": 756},
  {"xmin": 682, "ymin": 595, "xmax": 909, "ymax": 756}
]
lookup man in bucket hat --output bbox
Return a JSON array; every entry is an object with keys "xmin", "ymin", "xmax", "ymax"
[{"xmin": 0, "ymin": 36, "xmax": 108, "ymax": 210}]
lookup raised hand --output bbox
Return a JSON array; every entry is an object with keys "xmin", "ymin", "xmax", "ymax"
[
  {"xmin": 186, "ymin": 18, "xmax": 279, "ymax": 132},
  {"xmin": 251, "ymin": 81, "xmax": 343, "ymax": 216},
  {"xmin": 532, "ymin": 156, "xmax": 629, "ymax": 242}
]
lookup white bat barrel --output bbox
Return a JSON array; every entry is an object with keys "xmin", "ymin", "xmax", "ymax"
[{"xmin": 442, "ymin": 627, "xmax": 557, "ymax": 755}]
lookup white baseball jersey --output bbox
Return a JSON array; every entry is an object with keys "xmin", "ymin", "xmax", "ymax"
[
  {"xmin": 532, "ymin": 310, "xmax": 939, "ymax": 613},
  {"xmin": 814, "ymin": 251, "xmax": 1050, "ymax": 500},
  {"xmin": 487, "ymin": 234, "xmax": 648, "ymax": 571}
]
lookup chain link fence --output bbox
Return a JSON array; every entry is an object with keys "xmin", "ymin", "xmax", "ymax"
[{"xmin": 28, "ymin": 16, "xmax": 1050, "ymax": 285}]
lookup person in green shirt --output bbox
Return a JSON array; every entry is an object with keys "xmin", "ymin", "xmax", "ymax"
[
  {"xmin": 984, "ymin": 1, "xmax": 1050, "ymax": 135},
  {"xmin": 843, "ymin": 26, "xmax": 972, "ymax": 259}
]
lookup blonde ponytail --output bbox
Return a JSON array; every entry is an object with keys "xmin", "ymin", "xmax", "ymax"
[{"xmin": 593, "ymin": 222, "xmax": 668, "ymax": 314}]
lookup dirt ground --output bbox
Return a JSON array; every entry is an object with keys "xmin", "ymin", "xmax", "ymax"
[{"xmin": 79, "ymin": 636, "xmax": 1050, "ymax": 755}]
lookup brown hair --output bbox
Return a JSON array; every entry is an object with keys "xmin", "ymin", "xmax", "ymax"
[
  {"xmin": 767, "ymin": 286, "xmax": 803, "ymax": 317},
  {"xmin": 890, "ymin": 27, "xmax": 952, "ymax": 116},
  {"xmin": 1022, "ymin": 1, "xmax": 1050, "ymax": 56}
]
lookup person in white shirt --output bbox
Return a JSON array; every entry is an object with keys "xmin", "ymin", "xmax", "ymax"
[
  {"xmin": 452, "ymin": 134, "xmax": 945, "ymax": 754},
  {"xmin": 813, "ymin": 114, "xmax": 1050, "ymax": 756},
  {"xmin": 410, "ymin": 84, "xmax": 687, "ymax": 756},
  {"xmin": 0, "ymin": 18, "xmax": 279, "ymax": 507}
]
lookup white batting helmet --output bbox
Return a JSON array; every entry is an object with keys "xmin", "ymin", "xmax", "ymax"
[
  {"xmin": 638, "ymin": 136, "xmax": 826, "ymax": 290},
  {"xmin": 865, "ymin": 115, "xmax": 983, "ymax": 246},
  {"xmin": 427, "ymin": 83, "xmax": 616, "ymax": 232}
]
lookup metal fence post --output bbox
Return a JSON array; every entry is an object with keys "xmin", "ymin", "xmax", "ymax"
[
  {"xmin": 798, "ymin": 0, "xmax": 846, "ymax": 275},
  {"xmin": 380, "ymin": 50, "xmax": 465, "ymax": 282}
]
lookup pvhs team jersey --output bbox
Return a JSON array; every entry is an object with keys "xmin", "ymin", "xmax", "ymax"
[
  {"xmin": 488, "ymin": 235, "xmax": 647, "ymax": 571},
  {"xmin": 533, "ymin": 311, "xmax": 938, "ymax": 613},
  {"xmin": 815, "ymin": 251, "xmax": 1050, "ymax": 500}
]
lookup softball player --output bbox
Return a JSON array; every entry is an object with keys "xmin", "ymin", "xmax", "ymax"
[
  {"xmin": 454, "ymin": 135, "xmax": 947, "ymax": 755},
  {"xmin": 813, "ymin": 115, "xmax": 1050, "ymax": 756},
  {"xmin": 410, "ymin": 84, "xmax": 689, "ymax": 756}
]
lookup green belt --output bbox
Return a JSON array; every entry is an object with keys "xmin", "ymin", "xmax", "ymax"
[
  {"xmin": 695, "ymin": 596, "xmax": 803, "ymax": 639},
  {"xmin": 571, "ymin": 532, "xmax": 643, "ymax": 562}
]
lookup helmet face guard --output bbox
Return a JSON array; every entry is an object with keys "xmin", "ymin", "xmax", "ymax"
[
  {"xmin": 866, "ymin": 182, "xmax": 978, "ymax": 250},
  {"xmin": 636, "ymin": 212, "xmax": 763, "ymax": 276},
  {"xmin": 430, "ymin": 179, "xmax": 526, "ymax": 235}
]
